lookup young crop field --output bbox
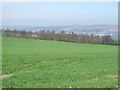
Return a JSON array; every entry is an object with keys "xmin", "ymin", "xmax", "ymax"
[{"xmin": 2, "ymin": 38, "xmax": 118, "ymax": 88}]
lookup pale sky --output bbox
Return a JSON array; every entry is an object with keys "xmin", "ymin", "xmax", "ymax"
[
  {"xmin": 2, "ymin": 2, "xmax": 118, "ymax": 26},
  {"xmin": 0, "ymin": 0, "xmax": 119, "ymax": 2}
]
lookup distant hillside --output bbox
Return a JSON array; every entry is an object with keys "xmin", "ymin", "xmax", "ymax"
[{"xmin": 2, "ymin": 25, "xmax": 118, "ymax": 40}]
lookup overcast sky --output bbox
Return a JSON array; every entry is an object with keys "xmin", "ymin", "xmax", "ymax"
[{"xmin": 2, "ymin": 2, "xmax": 118, "ymax": 26}]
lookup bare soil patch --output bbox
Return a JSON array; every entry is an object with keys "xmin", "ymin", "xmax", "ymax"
[
  {"xmin": 107, "ymin": 74, "xmax": 118, "ymax": 78},
  {"xmin": 0, "ymin": 74, "xmax": 15, "ymax": 79}
]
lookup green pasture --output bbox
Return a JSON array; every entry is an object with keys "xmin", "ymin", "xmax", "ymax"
[{"xmin": 2, "ymin": 38, "xmax": 118, "ymax": 88}]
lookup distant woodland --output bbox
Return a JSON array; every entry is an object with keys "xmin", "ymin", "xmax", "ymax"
[{"xmin": 1, "ymin": 29, "xmax": 119, "ymax": 45}]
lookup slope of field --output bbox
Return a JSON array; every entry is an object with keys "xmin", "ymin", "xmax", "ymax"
[{"xmin": 2, "ymin": 38, "xmax": 118, "ymax": 88}]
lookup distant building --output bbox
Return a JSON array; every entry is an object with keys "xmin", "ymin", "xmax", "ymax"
[{"xmin": 95, "ymin": 33, "xmax": 113, "ymax": 37}]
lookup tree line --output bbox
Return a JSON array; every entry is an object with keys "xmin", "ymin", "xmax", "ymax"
[{"xmin": 1, "ymin": 29, "xmax": 119, "ymax": 45}]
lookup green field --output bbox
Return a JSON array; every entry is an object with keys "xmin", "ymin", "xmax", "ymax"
[{"xmin": 2, "ymin": 38, "xmax": 118, "ymax": 88}]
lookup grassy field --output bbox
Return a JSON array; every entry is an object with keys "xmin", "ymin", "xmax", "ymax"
[{"xmin": 2, "ymin": 38, "xmax": 118, "ymax": 88}]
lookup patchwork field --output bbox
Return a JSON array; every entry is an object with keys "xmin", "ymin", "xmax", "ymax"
[{"xmin": 2, "ymin": 38, "xmax": 118, "ymax": 88}]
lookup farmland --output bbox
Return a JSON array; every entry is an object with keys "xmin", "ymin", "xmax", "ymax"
[{"xmin": 2, "ymin": 38, "xmax": 118, "ymax": 88}]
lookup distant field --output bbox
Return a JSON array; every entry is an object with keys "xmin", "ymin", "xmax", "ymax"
[{"xmin": 2, "ymin": 38, "xmax": 118, "ymax": 88}]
